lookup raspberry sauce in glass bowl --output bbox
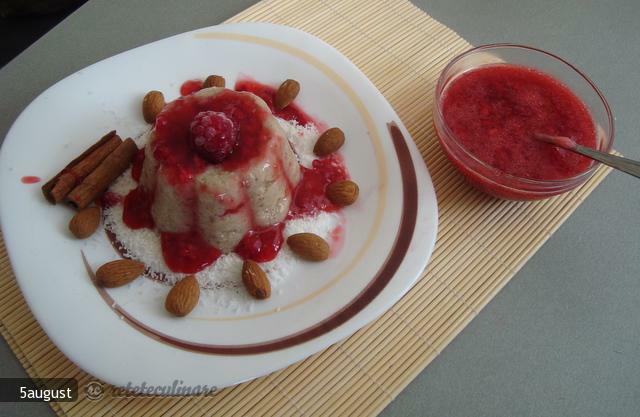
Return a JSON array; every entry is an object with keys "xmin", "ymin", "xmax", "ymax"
[{"xmin": 433, "ymin": 44, "xmax": 614, "ymax": 200}]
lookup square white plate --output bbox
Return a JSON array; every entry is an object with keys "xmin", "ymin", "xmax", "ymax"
[{"xmin": 0, "ymin": 22, "xmax": 438, "ymax": 390}]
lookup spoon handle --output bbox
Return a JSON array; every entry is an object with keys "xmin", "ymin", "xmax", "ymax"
[{"xmin": 574, "ymin": 144, "xmax": 640, "ymax": 179}]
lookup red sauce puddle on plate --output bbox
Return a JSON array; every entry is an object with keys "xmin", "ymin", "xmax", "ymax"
[
  {"xmin": 180, "ymin": 79, "xmax": 204, "ymax": 96},
  {"xmin": 235, "ymin": 78, "xmax": 318, "ymax": 127},
  {"xmin": 21, "ymin": 176, "xmax": 41, "ymax": 184},
  {"xmin": 160, "ymin": 230, "xmax": 221, "ymax": 274}
]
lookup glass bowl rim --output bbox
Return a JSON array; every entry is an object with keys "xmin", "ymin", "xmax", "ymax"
[{"xmin": 434, "ymin": 43, "xmax": 615, "ymax": 186}]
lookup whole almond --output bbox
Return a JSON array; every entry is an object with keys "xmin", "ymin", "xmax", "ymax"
[
  {"xmin": 165, "ymin": 275, "xmax": 200, "ymax": 317},
  {"xmin": 96, "ymin": 259, "xmax": 145, "ymax": 288},
  {"xmin": 142, "ymin": 90, "xmax": 165, "ymax": 123},
  {"xmin": 203, "ymin": 75, "xmax": 226, "ymax": 88},
  {"xmin": 274, "ymin": 79, "xmax": 300, "ymax": 110},
  {"xmin": 242, "ymin": 260, "xmax": 271, "ymax": 299},
  {"xmin": 287, "ymin": 233, "xmax": 330, "ymax": 261},
  {"xmin": 69, "ymin": 206, "xmax": 101, "ymax": 239},
  {"xmin": 314, "ymin": 127, "xmax": 345, "ymax": 156},
  {"xmin": 326, "ymin": 180, "xmax": 359, "ymax": 206}
]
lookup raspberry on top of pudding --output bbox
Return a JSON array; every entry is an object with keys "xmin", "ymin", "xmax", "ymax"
[{"xmin": 124, "ymin": 87, "xmax": 301, "ymax": 272}]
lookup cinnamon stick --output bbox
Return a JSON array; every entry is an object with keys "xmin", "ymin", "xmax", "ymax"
[
  {"xmin": 66, "ymin": 138, "xmax": 138, "ymax": 209},
  {"xmin": 42, "ymin": 131, "xmax": 122, "ymax": 204}
]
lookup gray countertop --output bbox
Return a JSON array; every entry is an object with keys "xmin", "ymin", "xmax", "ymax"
[{"xmin": 1, "ymin": 0, "xmax": 639, "ymax": 416}]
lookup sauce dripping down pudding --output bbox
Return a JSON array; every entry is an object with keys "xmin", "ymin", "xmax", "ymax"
[{"xmin": 122, "ymin": 84, "xmax": 349, "ymax": 273}]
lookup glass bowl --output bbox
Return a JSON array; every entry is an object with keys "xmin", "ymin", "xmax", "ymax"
[{"xmin": 433, "ymin": 44, "xmax": 614, "ymax": 200}]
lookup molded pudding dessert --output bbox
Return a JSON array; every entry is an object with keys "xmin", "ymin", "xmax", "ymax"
[
  {"xmin": 434, "ymin": 45, "xmax": 614, "ymax": 200},
  {"xmin": 42, "ymin": 74, "xmax": 358, "ymax": 312},
  {"xmin": 124, "ymin": 87, "xmax": 302, "ymax": 272}
]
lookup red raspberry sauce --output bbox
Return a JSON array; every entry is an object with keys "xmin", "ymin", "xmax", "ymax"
[
  {"xmin": 161, "ymin": 230, "xmax": 220, "ymax": 274},
  {"xmin": 235, "ymin": 78, "xmax": 316, "ymax": 126},
  {"xmin": 441, "ymin": 64, "xmax": 596, "ymax": 180},
  {"xmin": 123, "ymin": 187, "xmax": 155, "ymax": 229},
  {"xmin": 235, "ymin": 224, "xmax": 285, "ymax": 263},
  {"xmin": 99, "ymin": 191, "xmax": 122, "ymax": 209},
  {"xmin": 180, "ymin": 79, "xmax": 204, "ymax": 96},
  {"xmin": 122, "ymin": 79, "xmax": 349, "ymax": 271},
  {"xmin": 131, "ymin": 148, "xmax": 145, "ymax": 182},
  {"xmin": 288, "ymin": 155, "xmax": 348, "ymax": 218},
  {"xmin": 150, "ymin": 89, "xmax": 272, "ymax": 185},
  {"xmin": 21, "ymin": 176, "xmax": 41, "ymax": 184},
  {"xmin": 234, "ymin": 155, "xmax": 347, "ymax": 262}
]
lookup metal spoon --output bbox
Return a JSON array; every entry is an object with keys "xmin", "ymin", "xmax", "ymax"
[{"xmin": 533, "ymin": 133, "xmax": 640, "ymax": 179}]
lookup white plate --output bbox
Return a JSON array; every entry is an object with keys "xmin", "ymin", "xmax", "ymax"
[{"xmin": 0, "ymin": 23, "xmax": 438, "ymax": 390}]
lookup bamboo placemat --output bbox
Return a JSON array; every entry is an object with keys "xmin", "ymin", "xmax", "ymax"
[{"xmin": 0, "ymin": 0, "xmax": 613, "ymax": 415}]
